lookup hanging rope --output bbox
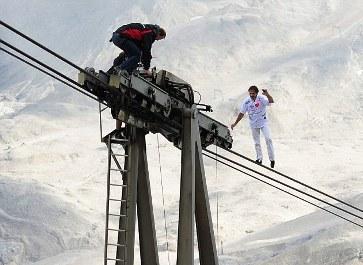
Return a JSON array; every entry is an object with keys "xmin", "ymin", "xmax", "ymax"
[
  {"xmin": 156, "ymin": 134, "xmax": 171, "ymax": 265},
  {"xmin": 215, "ymin": 144, "xmax": 220, "ymax": 254},
  {"xmin": 213, "ymin": 86, "xmax": 221, "ymax": 255}
]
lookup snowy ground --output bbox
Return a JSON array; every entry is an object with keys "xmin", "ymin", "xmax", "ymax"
[{"xmin": 1, "ymin": 0, "xmax": 363, "ymax": 264}]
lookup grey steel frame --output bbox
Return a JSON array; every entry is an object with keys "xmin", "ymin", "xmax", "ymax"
[
  {"xmin": 176, "ymin": 106, "xmax": 219, "ymax": 265},
  {"xmin": 116, "ymin": 127, "xmax": 160, "ymax": 265},
  {"xmin": 104, "ymin": 105, "xmax": 218, "ymax": 264}
]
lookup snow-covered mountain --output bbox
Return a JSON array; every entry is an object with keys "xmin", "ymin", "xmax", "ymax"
[{"xmin": 1, "ymin": 1, "xmax": 362, "ymax": 264}]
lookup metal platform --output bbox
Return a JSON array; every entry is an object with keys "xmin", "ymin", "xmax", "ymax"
[{"xmin": 78, "ymin": 69, "xmax": 233, "ymax": 150}]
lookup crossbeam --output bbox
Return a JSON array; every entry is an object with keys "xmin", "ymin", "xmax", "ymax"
[{"xmin": 78, "ymin": 69, "xmax": 233, "ymax": 150}]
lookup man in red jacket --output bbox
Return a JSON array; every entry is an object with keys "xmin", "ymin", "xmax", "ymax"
[{"xmin": 109, "ymin": 23, "xmax": 166, "ymax": 75}]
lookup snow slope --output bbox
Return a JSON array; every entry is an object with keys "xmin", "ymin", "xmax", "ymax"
[
  {"xmin": 1, "ymin": 0, "xmax": 362, "ymax": 264},
  {"xmin": 222, "ymin": 195, "xmax": 363, "ymax": 265}
]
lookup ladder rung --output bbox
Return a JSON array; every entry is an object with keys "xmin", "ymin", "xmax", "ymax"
[
  {"xmin": 106, "ymin": 258, "xmax": 125, "ymax": 262},
  {"xmin": 110, "ymin": 139, "xmax": 129, "ymax": 144},
  {"xmin": 110, "ymin": 168, "xmax": 128, "ymax": 172},
  {"xmin": 108, "ymin": 213, "xmax": 126, "ymax": 217},
  {"xmin": 108, "ymin": 228, "xmax": 126, "ymax": 232},
  {"xmin": 112, "ymin": 154, "xmax": 128, "ymax": 157},
  {"xmin": 109, "ymin": 198, "xmax": 126, "ymax": 202},
  {"xmin": 111, "ymin": 138, "xmax": 128, "ymax": 142},
  {"xmin": 110, "ymin": 183, "xmax": 127, "ymax": 187},
  {"xmin": 107, "ymin": 243, "xmax": 126, "ymax": 247}
]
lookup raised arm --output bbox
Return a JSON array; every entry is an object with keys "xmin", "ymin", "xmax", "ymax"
[{"xmin": 262, "ymin": 89, "xmax": 274, "ymax": 103}]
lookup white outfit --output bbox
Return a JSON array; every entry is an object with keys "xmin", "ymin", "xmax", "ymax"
[{"xmin": 240, "ymin": 95, "xmax": 275, "ymax": 161}]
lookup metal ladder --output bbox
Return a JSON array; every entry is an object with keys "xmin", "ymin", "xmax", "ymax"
[{"xmin": 104, "ymin": 132, "xmax": 129, "ymax": 265}]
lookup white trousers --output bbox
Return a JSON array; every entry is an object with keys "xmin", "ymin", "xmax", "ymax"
[{"xmin": 251, "ymin": 125, "xmax": 275, "ymax": 161}]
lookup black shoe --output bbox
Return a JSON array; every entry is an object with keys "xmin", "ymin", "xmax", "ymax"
[
  {"xmin": 102, "ymin": 128, "xmax": 126, "ymax": 143},
  {"xmin": 113, "ymin": 128, "xmax": 127, "ymax": 139},
  {"xmin": 270, "ymin": 160, "xmax": 275, "ymax": 168},
  {"xmin": 255, "ymin": 159, "xmax": 262, "ymax": 165}
]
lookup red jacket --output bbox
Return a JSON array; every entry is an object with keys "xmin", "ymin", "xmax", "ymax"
[{"xmin": 116, "ymin": 23, "xmax": 160, "ymax": 69}]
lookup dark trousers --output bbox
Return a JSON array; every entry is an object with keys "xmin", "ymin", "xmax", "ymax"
[{"xmin": 112, "ymin": 32, "xmax": 141, "ymax": 74}]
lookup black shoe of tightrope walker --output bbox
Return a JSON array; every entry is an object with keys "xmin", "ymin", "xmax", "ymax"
[
  {"xmin": 255, "ymin": 159, "xmax": 262, "ymax": 165},
  {"xmin": 270, "ymin": 160, "xmax": 275, "ymax": 168}
]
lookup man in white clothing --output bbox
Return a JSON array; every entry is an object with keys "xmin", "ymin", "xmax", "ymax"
[{"xmin": 231, "ymin": 85, "xmax": 275, "ymax": 168}]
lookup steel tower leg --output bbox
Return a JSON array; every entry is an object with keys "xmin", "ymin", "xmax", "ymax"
[
  {"xmin": 113, "ymin": 126, "xmax": 159, "ymax": 265},
  {"xmin": 137, "ymin": 131, "xmax": 160, "ymax": 265},
  {"xmin": 176, "ymin": 106, "xmax": 219, "ymax": 265},
  {"xmin": 177, "ymin": 108, "xmax": 196, "ymax": 265},
  {"xmin": 195, "ymin": 130, "xmax": 219, "ymax": 265},
  {"xmin": 124, "ymin": 126, "xmax": 140, "ymax": 265}
]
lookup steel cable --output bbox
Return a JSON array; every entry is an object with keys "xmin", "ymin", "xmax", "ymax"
[
  {"xmin": 224, "ymin": 148, "xmax": 363, "ymax": 213},
  {"xmin": 1, "ymin": 19, "xmax": 109, "ymax": 87},
  {"xmin": 1, "ymin": 47, "xmax": 104, "ymax": 105},
  {"xmin": 203, "ymin": 153, "xmax": 363, "ymax": 229},
  {"xmin": 204, "ymin": 149, "xmax": 363, "ymax": 221}
]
